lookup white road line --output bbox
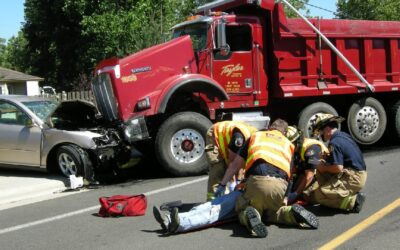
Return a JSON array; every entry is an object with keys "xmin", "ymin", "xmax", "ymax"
[{"xmin": 0, "ymin": 176, "xmax": 208, "ymax": 235}]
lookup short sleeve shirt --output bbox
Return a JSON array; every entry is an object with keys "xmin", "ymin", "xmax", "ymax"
[
  {"xmin": 325, "ymin": 131, "xmax": 366, "ymax": 171},
  {"xmin": 228, "ymin": 128, "xmax": 245, "ymax": 154}
]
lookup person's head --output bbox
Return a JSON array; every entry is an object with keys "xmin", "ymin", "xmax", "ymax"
[
  {"xmin": 286, "ymin": 126, "xmax": 301, "ymax": 143},
  {"xmin": 312, "ymin": 114, "xmax": 345, "ymax": 141},
  {"xmin": 269, "ymin": 118, "xmax": 288, "ymax": 134}
]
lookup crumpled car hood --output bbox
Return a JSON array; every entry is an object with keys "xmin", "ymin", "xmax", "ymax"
[{"xmin": 47, "ymin": 100, "xmax": 103, "ymax": 131}]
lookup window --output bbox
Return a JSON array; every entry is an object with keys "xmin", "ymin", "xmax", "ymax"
[
  {"xmin": 172, "ymin": 23, "xmax": 208, "ymax": 51},
  {"xmin": 226, "ymin": 25, "xmax": 252, "ymax": 52},
  {"xmin": 0, "ymin": 102, "xmax": 29, "ymax": 125}
]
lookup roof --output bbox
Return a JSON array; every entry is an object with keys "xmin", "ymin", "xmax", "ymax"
[{"xmin": 0, "ymin": 67, "xmax": 44, "ymax": 82}]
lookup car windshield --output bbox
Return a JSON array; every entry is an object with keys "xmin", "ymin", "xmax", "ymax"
[
  {"xmin": 22, "ymin": 100, "xmax": 59, "ymax": 120},
  {"xmin": 172, "ymin": 23, "xmax": 208, "ymax": 51}
]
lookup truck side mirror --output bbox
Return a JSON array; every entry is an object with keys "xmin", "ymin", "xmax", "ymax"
[{"xmin": 216, "ymin": 21, "xmax": 230, "ymax": 56}]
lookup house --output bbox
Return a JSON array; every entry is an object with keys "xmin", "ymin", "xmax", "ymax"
[{"xmin": 0, "ymin": 67, "xmax": 44, "ymax": 96}]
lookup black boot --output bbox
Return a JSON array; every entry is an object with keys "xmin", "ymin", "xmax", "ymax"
[
  {"xmin": 352, "ymin": 192, "xmax": 366, "ymax": 213},
  {"xmin": 292, "ymin": 204, "xmax": 319, "ymax": 229}
]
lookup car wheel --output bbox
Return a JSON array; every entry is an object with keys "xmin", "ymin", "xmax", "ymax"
[
  {"xmin": 298, "ymin": 102, "xmax": 339, "ymax": 138},
  {"xmin": 347, "ymin": 97, "xmax": 387, "ymax": 145},
  {"xmin": 155, "ymin": 112, "xmax": 212, "ymax": 176},
  {"xmin": 56, "ymin": 145, "xmax": 85, "ymax": 177}
]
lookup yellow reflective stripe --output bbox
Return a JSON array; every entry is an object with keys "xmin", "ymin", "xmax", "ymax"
[
  {"xmin": 218, "ymin": 126, "xmax": 228, "ymax": 160},
  {"xmin": 340, "ymin": 195, "xmax": 353, "ymax": 210},
  {"xmin": 249, "ymin": 151, "xmax": 290, "ymax": 171},
  {"xmin": 248, "ymin": 142, "xmax": 292, "ymax": 161}
]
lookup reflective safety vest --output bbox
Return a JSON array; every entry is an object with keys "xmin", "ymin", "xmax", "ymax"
[
  {"xmin": 245, "ymin": 130, "xmax": 294, "ymax": 177},
  {"xmin": 214, "ymin": 121, "xmax": 257, "ymax": 164},
  {"xmin": 300, "ymin": 138, "xmax": 329, "ymax": 162}
]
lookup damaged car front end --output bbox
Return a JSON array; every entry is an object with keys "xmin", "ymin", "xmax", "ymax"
[
  {"xmin": 0, "ymin": 95, "xmax": 139, "ymax": 181},
  {"xmin": 46, "ymin": 99, "xmax": 139, "ymax": 178}
]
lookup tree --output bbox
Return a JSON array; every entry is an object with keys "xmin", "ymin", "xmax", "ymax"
[
  {"xmin": 0, "ymin": 38, "xmax": 7, "ymax": 67},
  {"xmin": 281, "ymin": 0, "xmax": 310, "ymax": 18},
  {"xmin": 336, "ymin": 0, "xmax": 400, "ymax": 20}
]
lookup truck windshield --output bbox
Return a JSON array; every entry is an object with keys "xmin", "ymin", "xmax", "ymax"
[{"xmin": 172, "ymin": 23, "xmax": 208, "ymax": 51}]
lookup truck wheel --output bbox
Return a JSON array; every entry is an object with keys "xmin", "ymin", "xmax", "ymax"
[
  {"xmin": 56, "ymin": 145, "xmax": 86, "ymax": 177},
  {"xmin": 347, "ymin": 97, "xmax": 387, "ymax": 145},
  {"xmin": 155, "ymin": 112, "xmax": 212, "ymax": 176},
  {"xmin": 298, "ymin": 102, "xmax": 339, "ymax": 137},
  {"xmin": 389, "ymin": 100, "xmax": 400, "ymax": 139}
]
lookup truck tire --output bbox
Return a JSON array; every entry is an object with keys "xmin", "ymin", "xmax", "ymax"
[
  {"xmin": 155, "ymin": 112, "xmax": 212, "ymax": 176},
  {"xmin": 298, "ymin": 102, "xmax": 339, "ymax": 138},
  {"xmin": 56, "ymin": 145, "xmax": 86, "ymax": 177},
  {"xmin": 390, "ymin": 100, "xmax": 400, "ymax": 139},
  {"xmin": 347, "ymin": 97, "xmax": 387, "ymax": 145}
]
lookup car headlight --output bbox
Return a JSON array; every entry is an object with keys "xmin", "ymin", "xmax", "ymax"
[{"xmin": 124, "ymin": 115, "xmax": 149, "ymax": 142}]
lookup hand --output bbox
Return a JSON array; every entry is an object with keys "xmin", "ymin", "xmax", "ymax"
[
  {"xmin": 214, "ymin": 184, "xmax": 226, "ymax": 198},
  {"xmin": 287, "ymin": 192, "xmax": 298, "ymax": 205}
]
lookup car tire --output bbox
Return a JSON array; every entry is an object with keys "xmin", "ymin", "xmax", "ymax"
[
  {"xmin": 298, "ymin": 102, "xmax": 339, "ymax": 138},
  {"xmin": 56, "ymin": 145, "xmax": 87, "ymax": 177},
  {"xmin": 347, "ymin": 97, "xmax": 387, "ymax": 145},
  {"xmin": 155, "ymin": 112, "xmax": 212, "ymax": 176}
]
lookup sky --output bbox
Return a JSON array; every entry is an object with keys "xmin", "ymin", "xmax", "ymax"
[{"xmin": 0, "ymin": 0, "xmax": 338, "ymax": 43}]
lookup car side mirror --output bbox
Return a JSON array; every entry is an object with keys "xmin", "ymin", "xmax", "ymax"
[{"xmin": 25, "ymin": 118, "xmax": 36, "ymax": 127}]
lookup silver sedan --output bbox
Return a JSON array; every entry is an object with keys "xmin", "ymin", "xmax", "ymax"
[{"xmin": 0, "ymin": 95, "xmax": 135, "ymax": 178}]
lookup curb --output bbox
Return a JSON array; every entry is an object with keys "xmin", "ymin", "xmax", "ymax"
[{"xmin": 0, "ymin": 174, "xmax": 68, "ymax": 207}]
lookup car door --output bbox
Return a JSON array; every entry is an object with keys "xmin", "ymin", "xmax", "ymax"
[{"xmin": 0, "ymin": 100, "xmax": 42, "ymax": 166}]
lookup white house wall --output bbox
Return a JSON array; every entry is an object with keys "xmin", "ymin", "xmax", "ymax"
[
  {"xmin": 0, "ymin": 83, "xmax": 9, "ymax": 95},
  {"xmin": 26, "ymin": 81, "xmax": 40, "ymax": 96}
]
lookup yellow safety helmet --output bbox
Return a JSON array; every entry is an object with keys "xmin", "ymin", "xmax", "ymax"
[
  {"xmin": 286, "ymin": 126, "xmax": 301, "ymax": 142},
  {"xmin": 312, "ymin": 113, "xmax": 345, "ymax": 134}
]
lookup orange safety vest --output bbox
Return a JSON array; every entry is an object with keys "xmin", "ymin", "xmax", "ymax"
[
  {"xmin": 300, "ymin": 138, "xmax": 329, "ymax": 162},
  {"xmin": 213, "ymin": 121, "xmax": 257, "ymax": 164},
  {"xmin": 245, "ymin": 130, "xmax": 294, "ymax": 178}
]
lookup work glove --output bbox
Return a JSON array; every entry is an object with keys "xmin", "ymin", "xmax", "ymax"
[
  {"xmin": 214, "ymin": 184, "xmax": 226, "ymax": 198},
  {"xmin": 287, "ymin": 192, "xmax": 298, "ymax": 205}
]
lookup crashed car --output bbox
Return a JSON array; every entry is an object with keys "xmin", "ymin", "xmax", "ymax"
[{"xmin": 0, "ymin": 95, "xmax": 137, "ymax": 178}]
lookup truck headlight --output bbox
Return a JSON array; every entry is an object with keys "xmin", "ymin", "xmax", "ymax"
[
  {"xmin": 136, "ymin": 97, "xmax": 151, "ymax": 111},
  {"xmin": 124, "ymin": 115, "xmax": 149, "ymax": 142}
]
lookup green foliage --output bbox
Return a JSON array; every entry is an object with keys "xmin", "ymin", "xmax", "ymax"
[
  {"xmin": 1, "ymin": 32, "xmax": 31, "ymax": 72},
  {"xmin": 0, "ymin": 38, "xmax": 7, "ymax": 67},
  {"xmin": 282, "ymin": 0, "xmax": 310, "ymax": 18},
  {"xmin": 336, "ymin": 0, "xmax": 400, "ymax": 20}
]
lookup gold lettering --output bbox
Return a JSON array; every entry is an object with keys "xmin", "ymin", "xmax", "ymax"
[
  {"xmin": 121, "ymin": 74, "xmax": 138, "ymax": 83},
  {"xmin": 220, "ymin": 64, "xmax": 244, "ymax": 77}
]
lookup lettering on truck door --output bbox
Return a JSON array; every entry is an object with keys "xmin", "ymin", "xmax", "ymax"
[{"xmin": 212, "ymin": 24, "xmax": 256, "ymax": 97}]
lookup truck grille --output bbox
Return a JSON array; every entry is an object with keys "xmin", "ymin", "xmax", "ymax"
[{"xmin": 92, "ymin": 73, "xmax": 119, "ymax": 122}]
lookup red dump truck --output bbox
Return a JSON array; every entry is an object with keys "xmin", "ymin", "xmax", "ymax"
[{"xmin": 92, "ymin": 0, "xmax": 400, "ymax": 176}]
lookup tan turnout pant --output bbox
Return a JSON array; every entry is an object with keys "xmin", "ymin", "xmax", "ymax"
[
  {"xmin": 235, "ymin": 175, "xmax": 298, "ymax": 226},
  {"xmin": 304, "ymin": 169, "xmax": 367, "ymax": 210}
]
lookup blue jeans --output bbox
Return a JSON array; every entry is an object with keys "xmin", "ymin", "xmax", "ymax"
[{"xmin": 176, "ymin": 190, "xmax": 242, "ymax": 232}]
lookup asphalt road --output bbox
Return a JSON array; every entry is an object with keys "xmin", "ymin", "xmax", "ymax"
[{"xmin": 0, "ymin": 146, "xmax": 399, "ymax": 250}]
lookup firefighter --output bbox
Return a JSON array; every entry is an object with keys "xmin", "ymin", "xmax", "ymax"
[
  {"xmin": 215, "ymin": 119, "xmax": 319, "ymax": 237},
  {"xmin": 285, "ymin": 126, "xmax": 329, "ymax": 204},
  {"xmin": 303, "ymin": 114, "xmax": 367, "ymax": 212},
  {"xmin": 205, "ymin": 120, "xmax": 257, "ymax": 200}
]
